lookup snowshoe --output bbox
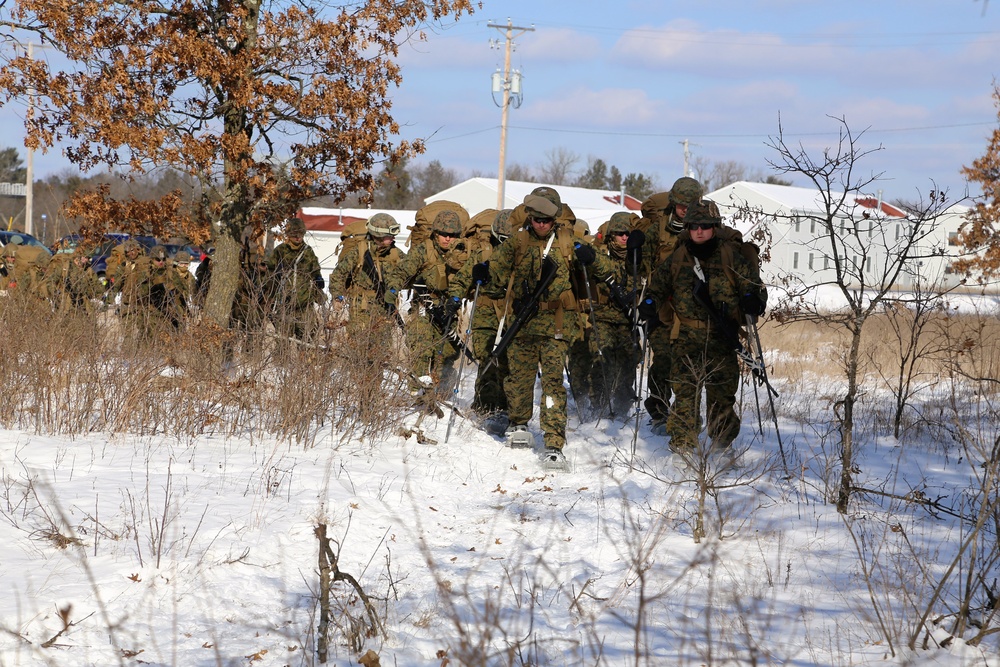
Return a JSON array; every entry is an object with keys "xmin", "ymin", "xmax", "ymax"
[
  {"xmin": 541, "ymin": 447, "xmax": 570, "ymax": 472},
  {"xmin": 483, "ymin": 411, "xmax": 510, "ymax": 437},
  {"xmin": 505, "ymin": 424, "xmax": 535, "ymax": 449},
  {"xmin": 650, "ymin": 418, "xmax": 668, "ymax": 437}
]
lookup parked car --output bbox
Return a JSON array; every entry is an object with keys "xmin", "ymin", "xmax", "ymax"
[
  {"xmin": 0, "ymin": 230, "xmax": 53, "ymax": 256},
  {"xmin": 162, "ymin": 243, "xmax": 204, "ymax": 276}
]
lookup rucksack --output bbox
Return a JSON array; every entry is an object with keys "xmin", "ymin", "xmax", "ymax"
[
  {"xmin": 334, "ymin": 218, "xmax": 370, "ymax": 266},
  {"xmin": 407, "ymin": 201, "xmax": 469, "ymax": 248},
  {"xmin": 463, "ymin": 208, "xmax": 498, "ymax": 256}
]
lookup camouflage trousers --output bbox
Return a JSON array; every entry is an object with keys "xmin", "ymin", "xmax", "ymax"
[
  {"xmin": 566, "ymin": 333, "xmax": 594, "ymax": 409},
  {"xmin": 666, "ymin": 325, "xmax": 740, "ymax": 450},
  {"xmin": 589, "ymin": 318, "xmax": 638, "ymax": 418},
  {"xmin": 404, "ymin": 311, "xmax": 458, "ymax": 390},
  {"xmin": 470, "ymin": 327, "xmax": 508, "ymax": 415},
  {"xmin": 644, "ymin": 324, "xmax": 673, "ymax": 422},
  {"xmin": 504, "ymin": 334, "xmax": 569, "ymax": 450}
]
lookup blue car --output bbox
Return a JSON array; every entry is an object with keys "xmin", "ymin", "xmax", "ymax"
[
  {"xmin": 0, "ymin": 230, "xmax": 53, "ymax": 256},
  {"xmin": 89, "ymin": 234, "xmax": 158, "ymax": 282}
]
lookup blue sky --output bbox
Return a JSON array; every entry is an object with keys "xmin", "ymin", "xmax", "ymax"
[
  {"xmin": 5, "ymin": 0, "xmax": 999, "ymax": 201},
  {"xmin": 392, "ymin": 0, "xmax": 1000, "ymax": 198}
]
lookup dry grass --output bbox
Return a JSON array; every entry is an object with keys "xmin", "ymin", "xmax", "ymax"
[{"xmin": 0, "ymin": 293, "xmax": 412, "ymax": 446}]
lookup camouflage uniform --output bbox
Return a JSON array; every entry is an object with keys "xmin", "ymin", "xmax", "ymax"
[
  {"xmin": 645, "ymin": 202, "xmax": 767, "ymax": 451},
  {"xmin": 45, "ymin": 250, "xmax": 103, "ymax": 313},
  {"xmin": 640, "ymin": 177, "xmax": 702, "ymax": 424},
  {"xmin": 145, "ymin": 245, "xmax": 188, "ymax": 331},
  {"xmin": 1, "ymin": 244, "xmax": 50, "ymax": 298},
  {"xmin": 231, "ymin": 248, "xmax": 270, "ymax": 338},
  {"xmin": 448, "ymin": 209, "xmax": 512, "ymax": 415},
  {"xmin": 385, "ymin": 210, "xmax": 470, "ymax": 389},
  {"xmin": 588, "ymin": 212, "xmax": 643, "ymax": 418},
  {"xmin": 113, "ymin": 242, "xmax": 154, "ymax": 340},
  {"xmin": 328, "ymin": 213, "xmax": 404, "ymax": 328},
  {"xmin": 265, "ymin": 218, "xmax": 325, "ymax": 340},
  {"xmin": 482, "ymin": 189, "xmax": 612, "ymax": 451}
]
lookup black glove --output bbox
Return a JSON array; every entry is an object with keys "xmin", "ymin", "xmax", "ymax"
[
  {"xmin": 444, "ymin": 296, "xmax": 461, "ymax": 319},
  {"xmin": 471, "ymin": 261, "xmax": 490, "ymax": 285},
  {"xmin": 740, "ymin": 293, "xmax": 766, "ymax": 318},
  {"xmin": 637, "ymin": 298, "xmax": 659, "ymax": 324},
  {"xmin": 625, "ymin": 228, "xmax": 645, "ymax": 250},
  {"xmin": 574, "ymin": 243, "xmax": 596, "ymax": 266}
]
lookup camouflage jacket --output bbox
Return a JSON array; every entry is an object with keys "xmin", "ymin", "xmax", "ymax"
[
  {"xmin": 266, "ymin": 242, "xmax": 324, "ymax": 310},
  {"xmin": 386, "ymin": 237, "xmax": 469, "ymax": 305},
  {"xmin": 45, "ymin": 255, "xmax": 103, "ymax": 312},
  {"xmin": 647, "ymin": 234, "xmax": 767, "ymax": 338},
  {"xmin": 484, "ymin": 224, "xmax": 612, "ymax": 341},
  {"xmin": 328, "ymin": 237, "xmax": 403, "ymax": 302}
]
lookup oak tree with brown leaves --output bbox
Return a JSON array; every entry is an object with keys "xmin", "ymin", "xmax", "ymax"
[
  {"xmin": 0, "ymin": 0, "xmax": 476, "ymax": 329},
  {"xmin": 958, "ymin": 84, "xmax": 1000, "ymax": 278}
]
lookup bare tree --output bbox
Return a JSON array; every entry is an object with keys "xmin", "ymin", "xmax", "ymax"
[
  {"xmin": 764, "ymin": 115, "xmax": 953, "ymax": 513},
  {"xmin": 538, "ymin": 147, "xmax": 579, "ymax": 185}
]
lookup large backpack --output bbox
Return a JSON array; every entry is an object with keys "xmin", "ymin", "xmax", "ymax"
[
  {"xmin": 407, "ymin": 200, "xmax": 469, "ymax": 248},
  {"xmin": 463, "ymin": 208, "xmax": 498, "ymax": 257},
  {"xmin": 334, "ymin": 219, "xmax": 370, "ymax": 265}
]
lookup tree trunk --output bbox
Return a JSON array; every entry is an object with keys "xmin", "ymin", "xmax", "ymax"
[{"xmin": 837, "ymin": 325, "xmax": 863, "ymax": 513}]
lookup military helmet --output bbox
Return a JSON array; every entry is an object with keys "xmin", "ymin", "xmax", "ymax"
[
  {"xmin": 1, "ymin": 244, "xmax": 16, "ymax": 259},
  {"xmin": 174, "ymin": 250, "xmax": 192, "ymax": 264},
  {"xmin": 492, "ymin": 209, "xmax": 514, "ymax": 241},
  {"xmin": 607, "ymin": 212, "xmax": 633, "ymax": 236},
  {"xmin": 366, "ymin": 212, "xmax": 400, "ymax": 237},
  {"xmin": 684, "ymin": 200, "xmax": 722, "ymax": 228},
  {"xmin": 150, "ymin": 244, "xmax": 168, "ymax": 260},
  {"xmin": 669, "ymin": 176, "xmax": 704, "ymax": 206},
  {"xmin": 523, "ymin": 186, "xmax": 561, "ymax": 220},
  {"xmin": 122, "ymin": 239, "xmax": 141, "ymax": 253},
  {"xmin": 285, "ymin": 217, "xmax": 306, "ymax": 235},
  {"xmin": 432, "ymin": 210, "xmax": 463, "ymax": 236}
]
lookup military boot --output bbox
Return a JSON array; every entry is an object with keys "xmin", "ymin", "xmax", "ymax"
[{"xmin": 505, "ymin": 424, "xmax": 534, "ymax": 449}]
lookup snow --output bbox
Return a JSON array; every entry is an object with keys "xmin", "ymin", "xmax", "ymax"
[{"xmin": 1, "ymin": 361, "xmax": 998, "ymax": 666}]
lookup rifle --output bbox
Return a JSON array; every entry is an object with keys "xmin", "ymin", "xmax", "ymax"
[
  {"xmin": 362, "ymin": 250, "xmax": 404, "ymax": 325},
  {"xmin": 483, "ymin": 254, "xmax": 558, "ymax": 373}
]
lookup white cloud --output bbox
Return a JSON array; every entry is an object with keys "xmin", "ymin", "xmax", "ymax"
[{"xmin": 522, "ymin": 85, "xmax": 667, "ymax": 126}]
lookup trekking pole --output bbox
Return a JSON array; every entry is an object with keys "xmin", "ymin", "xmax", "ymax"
[
  {"xmin": 631, "ymin": 320, "xmax": 650, "ymax": 463},
  {"xmin": 745, "ymin": 313, "xmax": 787, "ymax": 472},
  {"xmin": 445, "ymin": 283, "xmax": 480, "ymax": 443}
]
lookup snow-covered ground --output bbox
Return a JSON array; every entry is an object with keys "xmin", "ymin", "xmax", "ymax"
[{"xmin": 1, "ymin": 347, "xmax": 998, "ymax": 667}]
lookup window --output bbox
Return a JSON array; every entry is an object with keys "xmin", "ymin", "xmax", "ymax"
[
  {"xmin": 865, "ymin": 257, "xmax": 872, "ymax": 272},
  {"xmin": 793, "ymin": 251, "xmax": 799, "ymax": 269},
  {"xmin": 794, "ymin": 217, "xmax": 801, "ymax": 233},
  {"xmin": 824, "ymin": 256, "xmax": 830, "ymax": 270},
  {"xmin": 810, "ymin": 219, "xmax": 816, "ymax": 234},
  {"xmin": 895, "ymin": 224, "xmax": 900, "ymax": 241},
  {"xmin": 948, "ymin": 232, "xmax": 960, "ymax": 247},
  {"xmin": 808, "ymin": 253, "xmax": 814, "ymax": 270}
]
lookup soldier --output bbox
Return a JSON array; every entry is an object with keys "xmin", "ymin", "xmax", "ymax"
[
  {"xmin": 641, "ymin": 176, "xmax": 704, "ymax": 434},
  {"xmin": 265, "ymin": 217, "xmax": 326, "ymax": 341},
  {"xmin": 1, "ymin": 243, "xmax": 18, "ymax": 291},
  {"xmin": 328, "ymin": 213, "xmax": 404, "ymax": 326},
  {"xmin": 230, "ymin": 246, "xmax": 270, "ymax": 342},
  {"xmin": 385, "ymin": 210, "xmax": 470, "ymax": 395},
  {"xmin": 645, "ymin": 201, "xmax": 767, "ymax": 454},
  {"xmin": 474, "ymin": 187, "xmax": 612, "ymax": 466},
  {"xmin": 112, "ymin": 239, "xmax": 153, "ymax": 341},
  {"xmin": 3, "ymin": 244, "xmax": 52, "ymax": 300},
  {"xmin": 171, "ymin": 250, "xmax": 196, "ymax": 321},
  {"xmin": 145, "ymin": 244, "xmax": 188, "ymax": 331},
  {"xmin": 587, "ymin": 211, "xmax": 646, "ymax": 418},
  {"xmin": 45, "ymin": 247, "xmax": 103, "ymax": 313},
  {"xmin": 448, "ymin": 209, "xmax": 513, "ymax": 432}
]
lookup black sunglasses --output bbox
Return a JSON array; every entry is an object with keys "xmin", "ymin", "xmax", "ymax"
[
  {"xmin": 530, "ymin": 216, "xmax": 555, "ymax": 224},
  {"xmin": 687, "ymin": 222, "xmax": 715, "ymax": 231},
  {"xmin": 612, "ymin": 230, "xmax": 631, "ymax": 237},
  {"xmin": 436, "ymin": 232, "xmax": 460, "ymax": 239}
]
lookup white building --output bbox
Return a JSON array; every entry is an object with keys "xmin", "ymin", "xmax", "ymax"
[{"xmin": 706, "ymin": 181, "xmax": 991, "ymax": 294}]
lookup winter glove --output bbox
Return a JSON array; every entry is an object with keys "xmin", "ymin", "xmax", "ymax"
[
  {"xmin": 625, "ymin": 228, "xmax": 646, "ymax": 250},
  {"xmin": 384, "ymin": 288, "xmax": 398, "ymax": 306},
  {"xmin": 637, "ymin": 298, "xmax": 659, "ymax": 324},
  {"xmin": 574, "ymin": 243, "xmax": 597, "ymax": 266},
  {"xmin": 471, "ymin": 261, "xmax": 490, "ymax": 285},
  {"xmin": 740, "ymin": 293, "xmax": 766, "ymax": 318},
  {"xmin": 444, "ymin": 296, "xmax": 461, "ymax": 320}
]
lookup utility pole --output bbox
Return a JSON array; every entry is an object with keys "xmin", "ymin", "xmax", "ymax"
[
  {"xmin": 489, "ymin": 19, "xmax": 533, "ymax": 210},
  {"xmin": 24, "ymin": 42, "xmax": 35, "ymax": 236},
  {"xmin": 679, "ymin": 139, "xmax": 691, "ymax": 178}
]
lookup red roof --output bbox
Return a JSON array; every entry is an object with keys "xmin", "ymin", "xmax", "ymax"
[
  {"xmin": 855, "ymin": 197, "xmax": 906, "ymax": 218},
  {"xmin": 296, "ymin": 210, "xmax": 364, "ymax": 232}
]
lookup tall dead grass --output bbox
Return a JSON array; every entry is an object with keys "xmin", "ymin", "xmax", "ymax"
[{"xmin": 0, "ymin": 294, "xmax": 411, "ymax": 446}]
